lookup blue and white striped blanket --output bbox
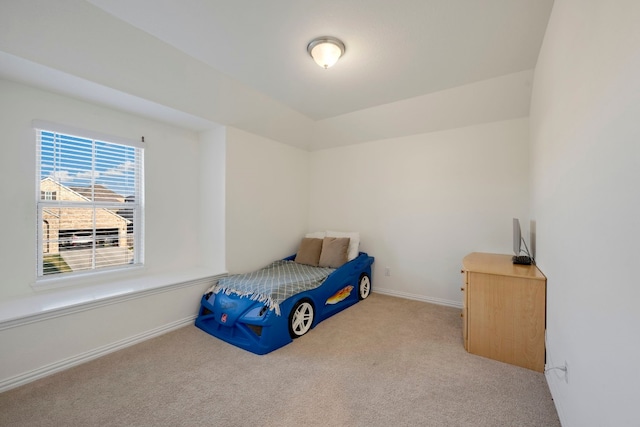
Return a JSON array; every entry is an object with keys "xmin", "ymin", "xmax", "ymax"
[{"xmin": 212, "ymin": 260, "xmax": 335, "ymax": 315}]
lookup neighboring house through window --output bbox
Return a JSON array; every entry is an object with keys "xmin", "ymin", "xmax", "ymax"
[{"xmin": 34, "ymin": 120, "xmax": 144, "ymax": 280}]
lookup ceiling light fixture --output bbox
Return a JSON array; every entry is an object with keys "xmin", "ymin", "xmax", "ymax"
[{"xmin": 307, "ymin": 36, "xmax": 345, "ymax": 69}]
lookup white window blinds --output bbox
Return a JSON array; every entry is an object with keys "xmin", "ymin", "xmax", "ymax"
[{"xmin": 34, "ymin": 121, "xmax": 144, "ymax": 279}]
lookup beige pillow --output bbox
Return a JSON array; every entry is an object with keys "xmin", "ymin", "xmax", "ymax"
[
  {"xmin": 294, "ymin": 237, "xmax": 323, "ymax": 266},
  {"xmin": 326, "ymin": 230, "xmax": 360, "ymax": 261},
  {"xmin": 318, "ymin": 237, "xmax": 350, "ymax": 268}
]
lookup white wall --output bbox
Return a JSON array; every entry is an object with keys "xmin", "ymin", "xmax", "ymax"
[
  {"xmin": 0, "ymin": 79, "xmax": 224, "ymax": 391},
  {"xmin": 225, "ymin": 127, "xmax": 310, "ymax": 273},
  {"xmin": 198, "ymin": 127, "xmax": 226, "ymax": 272},
  {"xmin": 0, "ymin": 79, "xmax": 217, "ymax": 299},
  {"xmin": 530, "ymin": 1, "xmax": 640, "ymax": 425},
  {"xmin": 309, "ymin": 118, "xmax": 531, "ymax": 306}
]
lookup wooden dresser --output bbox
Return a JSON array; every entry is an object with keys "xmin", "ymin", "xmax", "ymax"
[{"xmin": 461, "ymin": 252, "xmax": 546, "ymax": 372}]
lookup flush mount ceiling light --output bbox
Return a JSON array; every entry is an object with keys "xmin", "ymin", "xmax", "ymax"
[{"xmin": 307, "ymin": 36, "xmax": 345, "ymax": 69}]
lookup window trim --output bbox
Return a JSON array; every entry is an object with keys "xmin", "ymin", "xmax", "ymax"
[{"xmin": 33, "ymin": 120, "xmax": 145, "ymax": 285}]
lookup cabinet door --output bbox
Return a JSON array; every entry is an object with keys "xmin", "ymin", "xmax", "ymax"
[{"xmin": 467, "ymin": 272, "xmax": 545, "ymax": 372}]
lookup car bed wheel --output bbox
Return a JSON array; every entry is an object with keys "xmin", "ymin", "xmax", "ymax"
[
  {"xmin": 358, "ymin": 273, "xmax": 371, "ymax": 300},
  {"xmin": 289, "ymin": 300, "xmax": 314, "ymax": 339}
]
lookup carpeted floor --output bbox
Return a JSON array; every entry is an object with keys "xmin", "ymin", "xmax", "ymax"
[{"xmin": 0, "ymin": 293, "xmax": 560, "ymax": 426}]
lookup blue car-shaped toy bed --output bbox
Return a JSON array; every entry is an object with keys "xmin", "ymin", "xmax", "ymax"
[{"xmin": 195, "ymin": 252, "xmax": 374, "ymax": 355}]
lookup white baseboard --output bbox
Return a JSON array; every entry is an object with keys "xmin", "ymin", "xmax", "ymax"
[
  {"xmin": 0, "ymin": 315, "xmax": 196, "ymax": 393},
  {"xmin": 373, "ymin": 288, "xmax": 462, "ymax": 309}
]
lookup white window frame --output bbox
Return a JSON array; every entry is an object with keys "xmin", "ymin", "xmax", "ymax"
[{"xmin": 34, "ymin": 120, "xmax": 145, "ymax": 284}]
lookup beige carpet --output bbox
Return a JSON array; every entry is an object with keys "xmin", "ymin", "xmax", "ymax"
[{"xmin": 0, "ymin": 293, "xmax": 560, "ymax": 426}]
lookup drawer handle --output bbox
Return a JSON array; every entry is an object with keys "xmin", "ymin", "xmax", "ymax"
[
  {"xmin": 460, "ymin": 269, "xmax": 464, "ymax": 274},
  {"xmin": 460, "ymin": 287, "xmax": 464, "ymax": 291}
]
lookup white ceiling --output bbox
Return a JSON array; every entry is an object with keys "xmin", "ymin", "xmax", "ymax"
[{"xmin": 86, "ymin": 0, "xmax": 554, "ymax": 121}]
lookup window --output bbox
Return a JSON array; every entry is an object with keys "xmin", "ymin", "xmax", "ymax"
[
  {"xmin": 41, "ymin": 191, "xmax": 57, "ymax": 200},
  {"xmin": 34, "ymin": 120, "xmax": 144, "ymax": 279}
]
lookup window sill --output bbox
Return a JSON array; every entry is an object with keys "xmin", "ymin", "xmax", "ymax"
[
  {"xmin": 0, "ymin": 267, "xmax": 226, "ymax": 330},
  {"xmin": 32, "ymin": 264, "xmax": 146, "ymax": 291}
]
